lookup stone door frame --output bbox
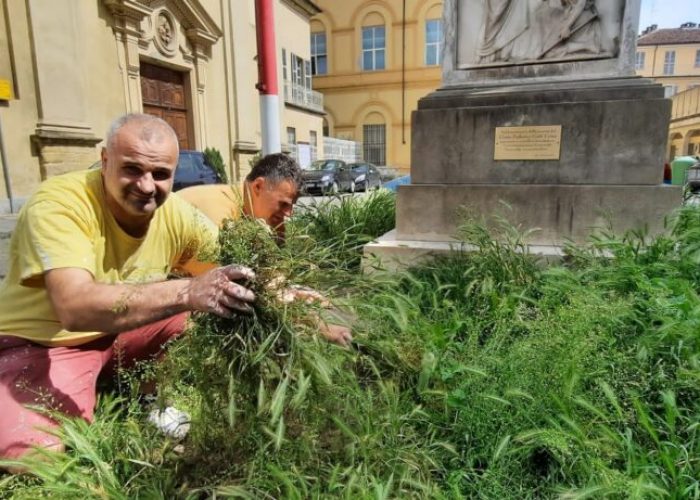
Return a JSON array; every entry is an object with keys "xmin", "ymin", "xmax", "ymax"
[{"xmin": 104, "ymin": 0, "xmax": 221, "ymax": 149}]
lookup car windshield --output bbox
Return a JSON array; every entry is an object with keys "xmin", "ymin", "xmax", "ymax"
[{"xmin": 309, "ymin": 160, "xmax": 337, "ymax": 171}]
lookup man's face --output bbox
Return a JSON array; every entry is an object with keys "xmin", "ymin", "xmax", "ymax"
[
  {"xmin": 101, "ymin": 122, "xmax": 178, "ymax": 230},
  {"xmin": 249, "ymin": 178, "xmax": 299, "ymax": 230}
]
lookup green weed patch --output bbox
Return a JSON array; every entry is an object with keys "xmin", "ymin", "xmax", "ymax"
[{"xmin": 2, "ymin": 196, "xmax": 699, "ymax": 499}]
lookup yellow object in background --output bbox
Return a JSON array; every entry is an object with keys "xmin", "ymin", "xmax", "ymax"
[{"xmin": 0, "ymin": 79, "xmax": 12, "ymax": 100}]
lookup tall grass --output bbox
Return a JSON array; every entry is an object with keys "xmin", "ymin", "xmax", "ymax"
[{"xmin": 2, "ymin": 198, "xmax": 699, "ymax": 498}]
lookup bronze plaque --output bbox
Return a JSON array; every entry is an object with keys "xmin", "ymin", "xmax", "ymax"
[{"xmin": 494, "ymin": 125, "xmax": 562, "ymax": 161}]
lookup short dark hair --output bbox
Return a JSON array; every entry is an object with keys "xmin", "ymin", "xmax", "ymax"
[{"xmin": 246, "ymin": 153, "xmax": 302, "ymax": 191}]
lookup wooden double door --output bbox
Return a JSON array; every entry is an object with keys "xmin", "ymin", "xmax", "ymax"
[{"xmin": 140, "ymin": 62, "xmax": 192, "ymax": 150}]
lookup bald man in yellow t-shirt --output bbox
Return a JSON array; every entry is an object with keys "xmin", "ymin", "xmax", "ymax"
[{"xmin": 0, "ymin": 114, "xmax": 256, "ymax": 465}]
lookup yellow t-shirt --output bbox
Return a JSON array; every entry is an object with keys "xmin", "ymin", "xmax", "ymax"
[
  {"xmin": 0, "ymin": 169, "xmax": 218, "ymax": 347},
  {"xmin": 175, "ymin": 183, "xmax": 243, "ymax": 227}
]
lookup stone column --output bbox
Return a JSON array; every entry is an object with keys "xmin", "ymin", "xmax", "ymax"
[
  {"xmin": 27, "ymin": 0, "xmax": 101, "ymax": 177},
  {"xmin": 186, "ymin": 29, "xmax": 218, "ymax": 149},
  {"xmin": 107, "ymin": 1, "xmax": 151, "ymax": 113}
]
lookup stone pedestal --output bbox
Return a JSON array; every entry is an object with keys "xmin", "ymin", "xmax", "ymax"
[
  {"xmin": 364, "ymin": 0, "xmax": 682, "ymax": 269},
  {"xmin": 397, "ymin": 78, "xmax": 681, "ymax": 247}
]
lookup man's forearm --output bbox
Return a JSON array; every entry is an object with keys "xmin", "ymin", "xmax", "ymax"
[
  {"xmin": 45, "ymin": 265, "xmax": 255, "ymax": 335},
  {"xmin": 53, "ymin": 279, "xmax": 193, "ymax": 335}
]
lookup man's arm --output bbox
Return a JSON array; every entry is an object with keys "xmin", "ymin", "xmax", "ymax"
[{"xmin": 44, "ymin": 265, "xmax": 255, "ymax": 334}]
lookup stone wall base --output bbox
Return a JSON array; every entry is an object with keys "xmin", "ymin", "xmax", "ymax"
[
  {"xmin": 396, "ymin": 183, "xmax": 682, "ymax": 246},
  {"xmin": 31, "ymin": 128, "xmax": 102, "ymax": 179}
]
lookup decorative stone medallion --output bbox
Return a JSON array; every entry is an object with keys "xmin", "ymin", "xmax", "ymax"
[{"xmin": 153, "ymin": 9, "xmax": 177, "ymax": 57}]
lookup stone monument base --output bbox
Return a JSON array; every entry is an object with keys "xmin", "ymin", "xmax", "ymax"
[
  {"xmin": 396, "ymin": 183, "xmax": 681, "ymax": 246},
  {"xmin": 369, "ymin": 77, "xmax": 684, "ymax": 267},
  {"xmin": 363, "ymin": 229, "xmax": 567, "ymax": 273}
]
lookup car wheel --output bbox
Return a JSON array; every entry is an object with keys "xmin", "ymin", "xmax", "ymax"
[{"xmin": 349, "ymin": 180, "xmax": 355, "ymax": 194}]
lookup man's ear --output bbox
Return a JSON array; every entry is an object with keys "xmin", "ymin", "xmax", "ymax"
[
  {"xmin": 250, "ymin": 177, "xmax": 266, "ymax": 197},
  {"xmin": 100, "ymin": 147, "xmax": 108, "ymax": 169}
]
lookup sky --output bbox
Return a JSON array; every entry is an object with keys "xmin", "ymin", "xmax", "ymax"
[{"xmin": 639, "ymin": 0, "xmax": 698, "ymax": 32}]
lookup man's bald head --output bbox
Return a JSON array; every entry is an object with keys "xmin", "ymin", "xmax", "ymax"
[{"xmin": 105, "ymin": 113, "xmax": 179, "ymax": 154}]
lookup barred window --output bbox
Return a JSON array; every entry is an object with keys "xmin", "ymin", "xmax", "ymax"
[
  {"xmin": 363, "ymin": 124, "xmax": 386, "ymax": 165},
  {"xmin": 663, "ymin": 51, "xmax": 675, "ymax": 75}
]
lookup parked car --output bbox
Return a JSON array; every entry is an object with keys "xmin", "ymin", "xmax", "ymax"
[
  {"xmin": 90, "ymin": 150, "xmax": 223, "ymax": 192},
  {"xmin": 382, "ymin": 175, "xmax": 411, "ymax": 192},
  {"xmin": 349, "ymin": 162, "xmax": 382, "ymax": 191},
  {"xmin": 301, "ymin": 159, "xmax": 356, "ymax": 195}
]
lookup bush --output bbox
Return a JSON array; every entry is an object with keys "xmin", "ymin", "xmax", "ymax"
[{"xmin": 204, "ymin": 147, "xmax": 228, "ymax": 184}]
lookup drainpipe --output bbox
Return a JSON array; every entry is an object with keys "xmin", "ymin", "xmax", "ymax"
[
  {"xmin": 255, "ymin": 0, "xmax": 281, "ymax": 155},
  {"xmin": 401, "ymin": 0, "xmax": 406, "ymax": 145},
  {"xmin": 0, "ymin": 115, "xmax": 15, "ymax": 213}
]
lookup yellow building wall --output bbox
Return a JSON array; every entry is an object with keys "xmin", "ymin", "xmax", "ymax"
[
  {"xmin": 312, "ymin": 0, "xmax": 443, "ymax": 172},
  {"xmin": 636, "ymin": 43, "xmax": 700, "ymax": 93},
  {"xmin": 669, "ymin": 86, "xmax": 700, "ymax": 158},
  {"xmin": 0, "ymin": 0, "xmax": 319, "ymax": 211},
  {"xmin": 278, "ymin": 2, "xmax": 323, "ymax": 150}
]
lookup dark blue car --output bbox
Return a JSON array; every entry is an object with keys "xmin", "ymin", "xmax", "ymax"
[{"xmin": 173, "ymin": 150, "xmax": 222, "ymax": 191}]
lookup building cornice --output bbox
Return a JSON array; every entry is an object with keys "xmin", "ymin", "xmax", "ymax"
[{"xmin": 282, "ymin": 0, "xmax": 321, "ymax": 18}]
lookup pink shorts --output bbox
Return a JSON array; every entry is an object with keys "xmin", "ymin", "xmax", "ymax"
[{"xmin": 0, "ymin": 313, "xmax": 188, "ymax": 460}]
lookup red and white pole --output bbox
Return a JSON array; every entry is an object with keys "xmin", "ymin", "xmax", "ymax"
[{"xmin": 255, "ymin": 0, "xmax": 281, "ymax": 155}]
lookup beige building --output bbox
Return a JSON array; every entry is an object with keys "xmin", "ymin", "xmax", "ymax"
[
  {"xmin": 310, "ymin": 0, "xmax": 443, "ymax": 173},
  {"xmin": 636, "ymin": 23, "xmax": 700, "ymax": 97},
  {"xmin": 0, "ymin": 0, "xmax": 324, "ymax": 213},
  {"xmin": 669, "ymin": 86, "xmax": 700, "ymax": 158},
  {"xmin": 635, "ymin": 23, "xmax": 700, "ymax": 160}
]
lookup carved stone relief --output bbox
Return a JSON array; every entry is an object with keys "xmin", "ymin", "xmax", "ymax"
[
  {"xmin": 457, "ymin": 0, "xmax": 625, "ymax": 68},
  {"xmin": 151, "ymin": 9, "xmax": 178, "ymax": 57}
]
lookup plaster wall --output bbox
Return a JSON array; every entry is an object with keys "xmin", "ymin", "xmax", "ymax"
[{"xmin": 311, "ymin": 0, "xmax": 443, "ymax": 170}]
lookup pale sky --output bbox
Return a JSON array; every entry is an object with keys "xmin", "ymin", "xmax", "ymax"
[{"xmin": 639, "ymin": 0, "xmax": 698, "ymax": 32}]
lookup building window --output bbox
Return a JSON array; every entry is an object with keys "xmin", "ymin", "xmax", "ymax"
[
  {"xmin": 635, "ymin": 51, "xmax": 645, "ymax": 70},
  {"xmin": 425, "ymin": 19, "xmax": 443, "ymax": 66},
  {"xmin": 663, "ymin": 51, "xmax": 675, "ymax": 75},
  {"xmin": 695, "ymin": 49, "xmax": 700, "ymax": 68},
  {"xmin": 304, "ymin": 60, "xmax": 312, "ymax": 90},
  {"xmin": 362, "ymin": 25, "xmax": 385, "ymax": 71},
  {"xmin": 311, "ymin": 32, "xmax": 327, "ymax": 75},
  {"xmin": 664, "ymin": 85, "xmax": 678, "ymax": 98},
  {"xmin": 363, "ymin": 124, "xmax": 386, "ymax": 165},
  {"xmin": 282, "ymin": 48, "xmax": 287, "ymax": 80},
  {"xmin": 287, "ymin": 127, "xmax": 296, "ymax": 145},
  {"xmin": 310, "ymin": 130, "xmax": 317, "ymax": 147},
  {"xmin": 291, "ymin": 53, "xmax": 304, "ymax": 88}
]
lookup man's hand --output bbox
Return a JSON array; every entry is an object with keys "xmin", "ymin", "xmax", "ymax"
[
  {"xmin": 183, "ymin": 265, "xmax": 256, "ymax": 317},
  {"xmin": 319, "ymin": 321, "xmax": 353, "ymax": 347}
]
